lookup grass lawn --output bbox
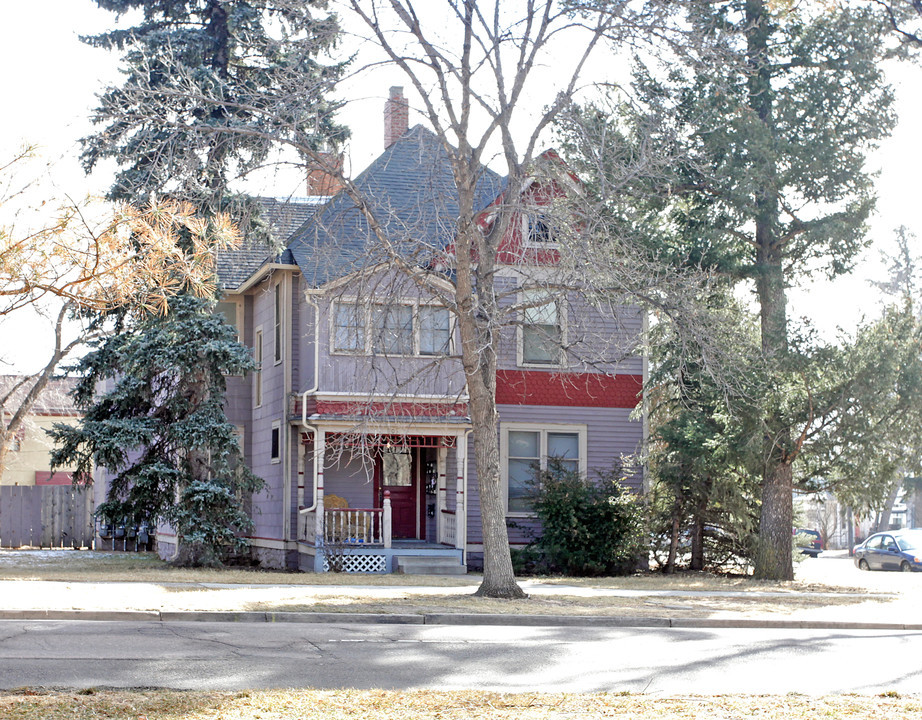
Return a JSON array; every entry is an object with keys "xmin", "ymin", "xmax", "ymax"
[
  {"xmin": 0, "ymin": 549, "xmax": 855, "ymax": 592},
  {"xmin": 0, "ymin": 549, "xmax": 893, "ymax": 618},
  {"xmin": 2, "ymin": 689, "xmax": 919, "ymax": 719},
  {"xmin": 0, "ymin": 550, "xmax": 473, "ymax": 586}
]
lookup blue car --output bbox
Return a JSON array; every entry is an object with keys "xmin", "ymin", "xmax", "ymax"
[{"xmin": 854, "ymin": 530, "xmax": 922, "ymax": 572}]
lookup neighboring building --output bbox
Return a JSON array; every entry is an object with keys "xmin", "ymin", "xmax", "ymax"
[
  {"xmin": 0, "ymin": 376, "xmax": 81, "ymax": 486},
  {"xmin": 155, "ymin": 87, "xmax": 646, "ymax": 573}
]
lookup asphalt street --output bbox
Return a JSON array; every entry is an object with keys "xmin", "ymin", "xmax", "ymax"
[{"xmin": 0, "ymin": 619, "xmax": 919, "ymax": 694}]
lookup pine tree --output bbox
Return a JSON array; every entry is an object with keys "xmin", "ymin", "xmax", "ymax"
[
  {"xmin": 50, "ymin": 295, "xmax": 263, "ymax": 567},
  {"xmin": 562, "ymin": 1, "xmax": 899, "ymax": 579}
]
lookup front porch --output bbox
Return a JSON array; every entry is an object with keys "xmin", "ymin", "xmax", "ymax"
[
  {"xmin": 297, "ymin": 538, "xmax": 466, "ymax": 574},
  {"xmin": 295, "ymin": 425, "xmax": 470, "ymax": 574}
]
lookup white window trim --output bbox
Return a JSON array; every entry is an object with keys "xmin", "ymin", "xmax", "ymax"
[
  {"xmin": 521, "ymin": 210, "xmax": 561, "ymax": 249},
  {"xmin": 270, "ymin": 419, "xmax": 282, "ymax": 464},
  {"xmin": 216, "ymin": 299, "xmax": 244, "ymax": 341},
  {"xmin": 253, "ymin": 326, "xmax": 264, "ymax": 408},
  {"xmin": 516, "ymin": 289, "xmax": 568, "ymax": 369},
  {"xmin": 500, "ymin": 422, "xmax": 587, "ymax": 517},
  {"xmin": 273, "ymin": 282, "xmax": 283, "ymax": 366},
  {"xmin": 330, "ymin": 298, "xmax": 454, "ymax": 358}
]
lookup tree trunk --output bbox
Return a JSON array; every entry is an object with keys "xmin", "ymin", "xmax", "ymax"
[
  {"xmin": 690, "ymin": 513, "xmax": 705, "ymax": 572},
  {"xmin": 755, "ymin": 459, "xmax": 794, "ymax": 580},
  {"xmin": 876, "ymin": 477, "xmax": 904, "ymax": 532},
  {"xmin": 689, "ymin": 477, "xmax": 711, "ymax": 571},
  {"xmin": 452, "ymin": 188, "xmax": 525, "ymax": 599},
  {"xmin": 664, "ymin": 497, "xmax": 682, "ymax": 574},
  {"xmin": 746, "ymin": 0, "xmax": 795, "ymax": 581},
  {"xmin": 469, "ymin": 377, "xmax": 525, "ymax": 598}
]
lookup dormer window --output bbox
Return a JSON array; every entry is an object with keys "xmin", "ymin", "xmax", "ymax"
[{"xmin": 526, "ymin": 212, "xmax": 555, "ymax": 244}]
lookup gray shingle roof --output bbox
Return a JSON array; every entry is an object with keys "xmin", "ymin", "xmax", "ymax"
[
  {"xmin": 287, "ymin": 125, "xmax": 505, "ymax": 287},
  {"xmin": 216, "ymin": 197, "xmax": 325, "ymax": 290},
  {"xmin": 217, "ymin": 126, "xmax": 505, "ymax": 290}
]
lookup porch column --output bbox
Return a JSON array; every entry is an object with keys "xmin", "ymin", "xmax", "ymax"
[
  {"xmin": 436, "ymin": 445, "xmax": 447, "ymax": 543},
  {"xmin": 383, "ymin": 490, "xmax": 392, "ymax": 549},
  {"xmin": 455, "ymin": 432, "xmax": 467, "ymax": 552},
  {"xmin": 296, "ymin": 437, "xmax": 306, "ymax": 541},
  {"xmin": 314, "ymin": 428, "xmax": 326, "ymax": 547}
]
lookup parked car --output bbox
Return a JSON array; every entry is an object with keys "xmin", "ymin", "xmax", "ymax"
[
  {"xmin": 794, "ymin": 528, "xmax": 823, "ymax": 557},
  {"xmin": 854, "ymin": 530, "xmax": 922, "ymax": 572}
]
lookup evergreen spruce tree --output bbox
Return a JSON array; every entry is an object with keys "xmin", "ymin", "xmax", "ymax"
[
  {"xmin": 72, "ymin": 1, "xmax": 346, "ymax": 566},
  {"xmin": 82, "ymin": 0, "xmax": 347, "ymax": 229},
  {"xmin": 50, "ymin": 295, "xmax": 263, "ymax": 567}
]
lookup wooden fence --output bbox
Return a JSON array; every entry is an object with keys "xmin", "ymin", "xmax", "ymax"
[{"xmin": 0, "ymin": 485, "xmax": 95, "ymax": 549}]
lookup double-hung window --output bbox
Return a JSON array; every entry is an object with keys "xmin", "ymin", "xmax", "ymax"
[
  {"xmin": 419, "ymin": 306, "xmax": 451, "ymax": 356},
  {"xmin": 274, "ymin": 283, "xmax": 283, "ymax": 364},
  {"xmin": 253, "ymin": 329, "xmax": 263, "ymax": 407},
  {"xmin": 372, "ymin": 304, "xmax": 414, "ymax": 355},
  {"xmin": 332, "ymin": 301, "xmax": 452, "ymax": 356},
  {"xmin": 520, "ymin": 290, "xmax": 562, "ymax": 366},
  {"xmin": 502, "ymin": 424, "xmax": 585, "ymax": 514},
  {"xmin": 333, "ymin": 302, "xmax": 365, "ymax": 352}
]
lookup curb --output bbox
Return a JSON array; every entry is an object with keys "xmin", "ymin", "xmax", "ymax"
[{"xmin": 1, "ymin": 609, "xmax": 921, "ymax": 631}]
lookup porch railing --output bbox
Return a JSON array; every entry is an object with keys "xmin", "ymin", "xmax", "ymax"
[
  {"xmin": 324, "ymin": 508, "xmax": 387, "ymax": 546},
  {"xmin": 298, "ymin": 493, "xmax": 394, "ymax": 551},
  {"xmin": 439, "ymin": 509, "xmax": 456, "ymax": 546}
]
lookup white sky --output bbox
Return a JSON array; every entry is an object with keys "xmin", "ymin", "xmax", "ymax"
[{"xmin": 1, "ymin": 0, "xmax": 921, "ymax": 372}]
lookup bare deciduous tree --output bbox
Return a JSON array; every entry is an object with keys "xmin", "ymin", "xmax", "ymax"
[{"xmin": 0, "ymin": 148, "xmax": 243, "ymax": 481}]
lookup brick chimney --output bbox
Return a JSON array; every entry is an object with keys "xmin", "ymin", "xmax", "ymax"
[
  {"xmin": 384, "ymin": 86, "xmax": 409, "ymax": 149},
  {"xmin": 306, "ymin": 152, "xmax": 344, "ymax": 197}
]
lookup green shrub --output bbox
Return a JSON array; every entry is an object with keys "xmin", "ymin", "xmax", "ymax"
[{"xmin": 529, "ymin": 459, "xmax": 646, "ymax": 576}]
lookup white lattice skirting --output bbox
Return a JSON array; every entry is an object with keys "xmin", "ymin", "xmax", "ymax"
[{"xmin": 321, "ymin": 552, "xmax": 388, "ymax": 573}]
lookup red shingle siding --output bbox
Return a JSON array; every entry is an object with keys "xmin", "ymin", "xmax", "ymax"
[
  {"xmin": 314, "ymin": 399, "xmax": 469, "ymax": 418},
  {"xmin": 496, "ymin": 369, "xmax": 642, "ymax": 409}
]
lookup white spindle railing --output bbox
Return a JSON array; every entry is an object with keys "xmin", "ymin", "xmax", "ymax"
[
  {"xmin": 323, "ymin": 504, "xmax": 391, "ymax": 549},
  {"xmin": 440, "ymin": 509, "xmax": 456, "ymax": 546}
]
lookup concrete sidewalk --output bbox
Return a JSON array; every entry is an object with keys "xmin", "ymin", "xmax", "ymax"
[{"xmin": 0, "ymin": 576, "xmax": 914, "ymax": 630}]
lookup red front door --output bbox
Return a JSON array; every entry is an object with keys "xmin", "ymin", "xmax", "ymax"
[{"xmin": 376, "ymin": 447, "xmax": 422, "ymax": 539}]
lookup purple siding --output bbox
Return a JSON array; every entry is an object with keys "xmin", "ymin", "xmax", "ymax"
[{"xmin": 464, "ymin": 403, "xmax": 644, "ymax": 547}]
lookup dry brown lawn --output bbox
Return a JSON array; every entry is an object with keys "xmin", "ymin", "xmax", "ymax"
[
  {"xmin": 0, "ymin": 550, "xmax": 858, "ymax": 593},
  {"xmin": 246, "ymin": 591, "xmax": 874, "ymax": 618},
  {"xmin": 1, "ymin": 689, "xmax": 918, "ymax": 719},
  {"xmin": 0, "ymin": 551, "xmax": 473, "ymax": 586}
]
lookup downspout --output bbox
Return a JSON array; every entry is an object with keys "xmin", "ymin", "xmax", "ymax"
[
  {"xmin": 282, "ymin": 276, "xmax": 293, "ymax": 544},
  {"xmin": 298, "ymin": 292, "xmax": 322, "ymax": 515}
]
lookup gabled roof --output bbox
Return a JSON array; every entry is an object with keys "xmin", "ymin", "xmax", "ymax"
[
  {"xmin": 287, "ymin": 125, "xmax": 505, "ymax": 287},
  {"xmin": 216, "ymin": 197, "xmax": 325, "ymax": 291},
  {"xmin": 0, "ymin": 376, "xmax": 79, "ymax": 417}
]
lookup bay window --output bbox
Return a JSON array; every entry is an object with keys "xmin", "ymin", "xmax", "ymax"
[{"xmin": 332, "ymin": 301, "xmax": 452, "ymax": 356}]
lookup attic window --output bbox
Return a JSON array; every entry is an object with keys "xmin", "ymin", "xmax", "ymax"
[{"xmin": 525, "ymin": 212, "xmax": 555, "ymax": 244}]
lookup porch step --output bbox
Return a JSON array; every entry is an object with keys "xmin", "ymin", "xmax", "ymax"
[{"xmin": 395, "ymin": 555, "xmax": 467, "ymax": 575}]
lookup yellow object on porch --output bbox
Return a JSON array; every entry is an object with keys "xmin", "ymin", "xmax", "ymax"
[{"xmin": 323, "ymin": 494, "xmax": 372, "ymax": 542}]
